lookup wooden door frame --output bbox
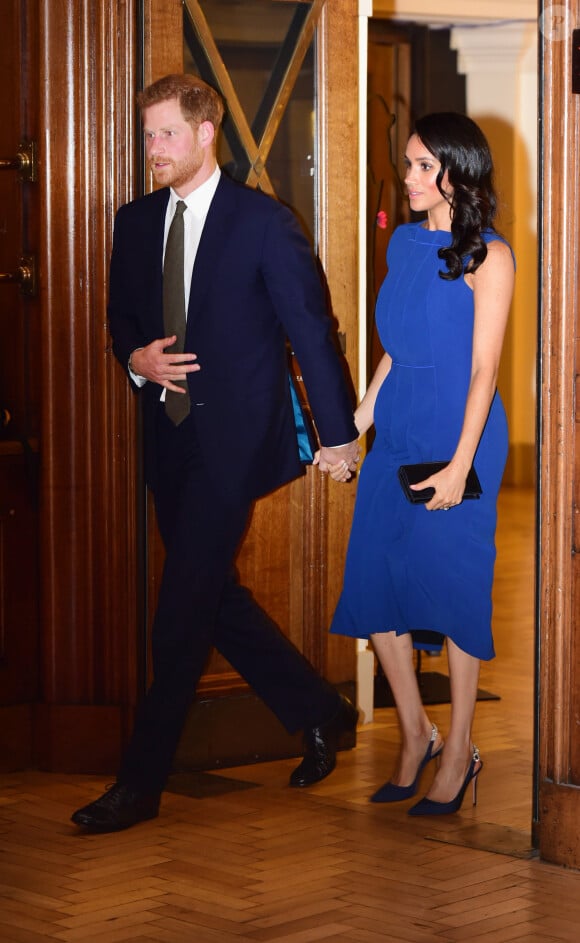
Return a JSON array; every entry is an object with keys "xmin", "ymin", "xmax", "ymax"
[
  {"xmin": 29, "ymin": 0, "xmax": 580, "ymax": 867},
  {"xmin": 536, "ymin": 0, "xmax": 580, "ymax": 868}
]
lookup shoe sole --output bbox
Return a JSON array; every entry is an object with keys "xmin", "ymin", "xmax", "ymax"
[{"xmin": 71, "ymin": 810, "xmax": 159, "ymax": 832}]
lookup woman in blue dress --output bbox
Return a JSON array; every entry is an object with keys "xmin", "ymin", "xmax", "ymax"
[{"xmin": 327, "ymin": 113, "xmax": 515, "ymax": 815}]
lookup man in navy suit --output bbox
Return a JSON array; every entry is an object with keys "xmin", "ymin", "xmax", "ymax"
[{"xmin": 72, "ymin": 74, "xmax": 360, "ymax": 833}]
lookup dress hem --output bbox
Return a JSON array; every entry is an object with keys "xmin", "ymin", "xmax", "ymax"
[{"xmin": 329, "ymin": 624, "xmax": 495, "ymax": 661}]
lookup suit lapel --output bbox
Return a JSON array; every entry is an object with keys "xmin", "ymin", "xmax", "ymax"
[
  {"xmin": 136, "ymin": 188, "xmax": 170, "ymax": 333},
  {"xmin": 153, "ymin": 188, "xmax": 169, "ymax": 260},
  {"xmin": 185, "ymin": 174, "xmax": 237, "ymax": 331}
]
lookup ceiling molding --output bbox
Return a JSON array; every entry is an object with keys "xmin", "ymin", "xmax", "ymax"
[
  {"xmin": 451, "ymin": 21, "xmax": 537, "ymax": 73},
  {"xmin": 372, "ymin": 0, "xmax": 537, "ymax": 26}
]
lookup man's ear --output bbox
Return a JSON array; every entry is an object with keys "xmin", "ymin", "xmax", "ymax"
[{"xmin": 198, "ymin": 120, "xmax": 215, "ymax": 148}]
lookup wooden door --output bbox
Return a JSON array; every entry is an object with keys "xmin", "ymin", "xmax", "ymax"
[
  {"xmin": 0, "ymin": 1, "xmax": 40, "ymax": 770},
  {"xmin": 0, "ymin": 0, "xmax": 142, "ymax": 775},
  {"xmin": 143, "ymin": 0, "xmax": 360, "ymax": 770}
]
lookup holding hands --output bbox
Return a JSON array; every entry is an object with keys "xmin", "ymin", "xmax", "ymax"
[{"xmin": 315, "ymin": 439, "xmax": 360, "ymax": 482}]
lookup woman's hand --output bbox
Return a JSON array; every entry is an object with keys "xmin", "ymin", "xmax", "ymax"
[
  {"xmin": 328, "ymin": 458, "xmax": 354, "ymax": 483},
  {"xmin": 411, "ymin": 463, "xmax": 469, "ymax": 511},
  {"xmin": 314, "ymin": 451, "xmax": 355, "ymax": 483}
]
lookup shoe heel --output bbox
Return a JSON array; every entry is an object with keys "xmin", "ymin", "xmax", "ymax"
[
  {"xmin": 370, "ymin": 723, "xmax": 441, "ymax": 804},
  {"xmin": 408, "ymin": 745, "xmax": 482, "ymax": 817},
  {"xmin": 471, "ymin": 746, "xmax": 481, "ymax": 806}
]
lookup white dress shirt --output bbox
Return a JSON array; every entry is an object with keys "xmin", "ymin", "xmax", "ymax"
[{"xmin": 129, "ymin": 165, "xmax": 221, "ymax": 388}]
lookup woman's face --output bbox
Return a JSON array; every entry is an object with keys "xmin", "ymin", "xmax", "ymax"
[{"xmin": 403, "ymin": 134, "xmax": 453, "ymax": 228}]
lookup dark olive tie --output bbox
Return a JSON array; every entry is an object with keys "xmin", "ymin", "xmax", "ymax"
[{"xmin": 163, "ymin": 200, "xmax": 190, "ymax": 425}]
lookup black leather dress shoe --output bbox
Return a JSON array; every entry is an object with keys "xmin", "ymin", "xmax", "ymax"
[
  {"xmin": 71, "ymin": 783, "xmax": 160, "ymax": 833},
  {"xmin": 289, "ymin": 695, "xmax": 358, "ymax": 787}
]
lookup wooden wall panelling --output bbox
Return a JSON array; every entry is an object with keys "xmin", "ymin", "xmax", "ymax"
[
  {"xmin": 36, "ymin": 0, "xmax": 141, "ymax": 771},
  {"xmin": 537, "ymin": 0, "xmax": 580, "ymax": 866},
  {"xmin": 143, "ymin": 0, "xmax": 184, "ymax": 87}
]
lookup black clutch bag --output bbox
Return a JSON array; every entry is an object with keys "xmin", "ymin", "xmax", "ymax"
[{"xmin": 397, "ymin": 461, "xmax": 482, "ymax": 504}]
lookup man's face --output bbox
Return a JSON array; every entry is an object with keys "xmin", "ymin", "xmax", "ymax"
[{"xmin": 143, "ymin": 98, "xmax": 206, "ymax": 195}]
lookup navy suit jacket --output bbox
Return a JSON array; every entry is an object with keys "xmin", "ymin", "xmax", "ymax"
[{"xmin": 108, "ymin": 172, "xmax": 358, "ymax": 503}]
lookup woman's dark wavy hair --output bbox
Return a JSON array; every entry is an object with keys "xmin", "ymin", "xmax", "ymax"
[{"xmin": 413, "ymin": 112, "xmax": 497, "ymax": 280}]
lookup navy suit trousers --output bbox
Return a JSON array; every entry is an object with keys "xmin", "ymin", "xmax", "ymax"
[{"xmin": 117, "ymin": 405, "xmax": 340, "ymax": 793}]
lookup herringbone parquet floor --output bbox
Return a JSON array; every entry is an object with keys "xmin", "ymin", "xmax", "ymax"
[{"xmin": 3, "ymin": 487, "xmax": 578, "ymax": 943}]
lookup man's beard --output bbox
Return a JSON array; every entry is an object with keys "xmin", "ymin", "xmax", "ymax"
[{"xmin": 150, "ymin": 155, "xmax": 202, "ymax": 190}]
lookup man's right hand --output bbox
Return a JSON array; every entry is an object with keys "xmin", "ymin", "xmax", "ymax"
[{"xmin": 129, "ymin": 336, "xmax": 201, "ymax": 393}]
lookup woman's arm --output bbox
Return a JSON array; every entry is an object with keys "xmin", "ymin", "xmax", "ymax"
[
  {"xmin": 419, "ymin": 238, "xmax": 515, "ymax": 510},
  {"xmin": 325, "ymin": 351, "xmax": 392, "ymax": 481},
  {"xmin": 354, "ymin": 352, "xmax": 393, "ymax": 436}
]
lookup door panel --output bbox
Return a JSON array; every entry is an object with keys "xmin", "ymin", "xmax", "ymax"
[{"xmin": 0, "ymin": 0, "xmax": 40, "ymax": 770}]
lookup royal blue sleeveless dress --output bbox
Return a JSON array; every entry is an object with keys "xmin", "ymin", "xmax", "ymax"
[{"xmin": 330, "ymin": 222, "xmax": 511, "ymax": 660}]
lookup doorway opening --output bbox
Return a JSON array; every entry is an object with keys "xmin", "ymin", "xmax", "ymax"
[{"xmin": 365, "ymin": 15, "xmax": 538, "ymax": 849}]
